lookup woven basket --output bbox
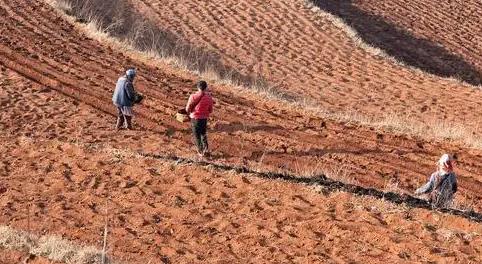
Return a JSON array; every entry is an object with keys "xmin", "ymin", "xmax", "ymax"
[
  {"xmin": 176, "ymin": 109, "xmax": 190, "ymax": 123},
  {"xmin": 134, "ymin": 93, "xmax": 144, "ymax": 104}
]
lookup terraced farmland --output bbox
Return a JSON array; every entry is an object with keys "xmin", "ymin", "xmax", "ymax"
[
  {"xmin": 0, "ymin": 0, "xmax": 481, "ymax": 262},
  {"xmin": 347, "ymin": 0, "xmax": 482, "ymax": 84},
  {"xmin": 133, "ymin": 0, "xmax": 482, "ymax": 128}
]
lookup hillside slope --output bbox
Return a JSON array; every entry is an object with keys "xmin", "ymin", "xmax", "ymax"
[
  {"xmin": 133, "ymin": 0, "xmax": 482, "ymax": 129},
  {"xmin": 0, "ymin": 0, "xmax": 482, "ymax": 262},
  {"xmin": 2, "ymin": 133, "xmax": 482, "ymax": 263},
  {"xmin": 1, "ymin": 0, "xmax": 482, "ymax": 209},
  {"xmin": 345, "ymin": 0, "xmax": 482, "ymax": 84},
  {"xmin": 0, "ymin": 0, "xmax": 481, "ymax": 210}
]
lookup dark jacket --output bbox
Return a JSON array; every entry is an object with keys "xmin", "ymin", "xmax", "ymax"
[{"xmin": 112, "ymin": 76, "xmax": 136, "ymax": 107}]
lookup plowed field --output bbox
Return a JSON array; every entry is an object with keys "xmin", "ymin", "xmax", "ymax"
[
  {"xmin": 3, "ymin": 135, "xmax": 482, "ymax": 263},
  {"xmin": 1, "ymin": 0, "xmax": 481, "ymax": 209},
  {"xmin": 348, "ymin": 0, "xmax": 482, "ymax": 84},
  {"xmin": 134, "ymin": 0, "xmax": 482, "ymax": 129},
  {"xmin": 0, "ymin": 0, "xmax": 481, "ymax": 263}
]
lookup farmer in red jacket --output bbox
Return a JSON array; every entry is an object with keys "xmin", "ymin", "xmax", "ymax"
[{"xmin": 186, "ymin": 81, "xmax": 214, "ymax": 157}]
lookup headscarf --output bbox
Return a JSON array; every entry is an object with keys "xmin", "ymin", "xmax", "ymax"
[{"xmin": 438, "ymin": 154, "xmax": 454, "ymax": 174}]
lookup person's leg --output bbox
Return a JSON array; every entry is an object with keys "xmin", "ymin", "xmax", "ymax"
[
  {"xmin": 125, "ymin": 115, "xmax": 133, "ymax": 130},
  {"xmin": 116, "ymin": 107, "xmax": 125, "ymax": 129},
  {"xmin": 191, "ymin": 119, "xmax": 203, "ymax": 154},
  {"xmin": 201, "ymin": 134, "xmax": 209, "ymax": 154},
  {"xmin": 199, "ymin": 119, "xmax": 208, "ymax": 154},
  {"xmin": 124, "ymin": 107, "xmax": 134, "ymax": 130}
]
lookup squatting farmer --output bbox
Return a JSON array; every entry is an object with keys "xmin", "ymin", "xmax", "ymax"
[
  {"xmin": 185, "ymin": 80, "xmax": 214, "ymax": 157},
  {"xmin": 112, "ymin": 68, "xmax": 138, "ymax": 130},
  {"xmin": 415, "ymin": 154, "xmax": 458, "ymax": 208}
]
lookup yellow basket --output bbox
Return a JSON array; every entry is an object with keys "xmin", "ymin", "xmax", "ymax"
[{"xmin": 176, "ymin": 110, "xmax": 190, "ymax": 123}]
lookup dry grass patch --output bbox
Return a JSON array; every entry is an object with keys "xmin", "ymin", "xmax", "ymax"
[
  {"xmin": 453, "ymin": 191, "xmax": 478, "ymax": 213},
  {"xmin": 45, "ymin": 0, "xmax": 72, "ymax": 14},
  {"xmin": 323, "ymin": 164, "xmax": 359, "ymax": 185},
  {"xmin": 343, "ymin": 192, "xmax": 410, "ymax": 216},
  {"xmin": 300, "ymin": 106, "xmax": 482, "ymax": 149},
  {"xmin": 0, "ymin": 226, "xmax": 109, "ymax": 264},
  {"xmin": 45, "ymin": 0, "xmax": 278, "ymax": 95}
]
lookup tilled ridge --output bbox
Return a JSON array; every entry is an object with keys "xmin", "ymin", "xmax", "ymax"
[{"xmin": 133, "ymin": 0, "xmax": 482, "ymax": 126}]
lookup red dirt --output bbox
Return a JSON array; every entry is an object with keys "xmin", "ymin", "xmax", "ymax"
[
  {"xmin": 352, "ymin": 0, "xmax": 482, "ymax": 83},
  {"xmin": 2, "ymin": 118, "xmax": 482, "ymax": 262},
  {"xmin": 1, "ymin": 3, "xmax": 481, "ymax": 209},
  {"xmin": 133, "ymin": 0, "xmax": 482, "ymax": 128},
  {"xmin": 0, "ymin": 0, "xmax": 481, "ymax": 262}
]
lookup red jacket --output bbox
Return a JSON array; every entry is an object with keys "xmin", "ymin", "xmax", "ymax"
[{"xmin": 186, "ymin": 91, "xmax": 213, "ymax": 119}]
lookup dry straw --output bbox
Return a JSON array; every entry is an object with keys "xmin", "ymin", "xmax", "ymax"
[{"xmin": 0, "ymin": 225, "xmax": 109, "ymax": 263}]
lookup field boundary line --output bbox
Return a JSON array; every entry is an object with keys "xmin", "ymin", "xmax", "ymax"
[{"xmin": 303, "ymin": 0, "xmax": 482, "ymax": 89}]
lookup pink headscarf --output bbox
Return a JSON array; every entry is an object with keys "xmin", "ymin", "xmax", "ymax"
[{"xmin": 438, "ymin": 154, "xmax": 454, "ymax": 173}]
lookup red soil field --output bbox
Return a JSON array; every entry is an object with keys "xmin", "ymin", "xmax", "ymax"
[
  {"xmin": 1, "ymin": 0, "xmax": 481, "ymax": 209},
  {"xmin": 0, "ymin": 0, "xmax": 481, "ymax": 262},
  {"xmin": 350, "ymin": 0, "xmax": 482, "ymax": 84},
  {"xmin": 2, "ymin": 134, "xmax": 482, "ymax": 262},
  {"xmin": 133, "ymin": 0, "xmax": 482, "ymax": 129}
]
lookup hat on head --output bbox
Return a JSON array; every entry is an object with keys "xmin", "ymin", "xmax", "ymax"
[{"xmin": 126, "ymin": 68, "xmax": 136, "ymax": 78}]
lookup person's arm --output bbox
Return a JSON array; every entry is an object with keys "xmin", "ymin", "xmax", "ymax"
[
  {"xmin": 186, "ymin": 95, "xmax": 194, "ymax": 113},
  {"xmin": 415, "ymin": 173, "xmax": 436, "ymax": 195},
  {"xmin": 125, "ymin": 81, "xmax": 136, "ymax": 102}
]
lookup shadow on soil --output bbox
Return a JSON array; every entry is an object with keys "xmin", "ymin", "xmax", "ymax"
[
  {"xmin": 310, "ymin": 0, "xmax": 482, "ymax": 86},
  {"xmin": 256, "ymin": 147, "xmax": 428, "ymax": 158},
  {"xmin": 139, "ymin": 151, "xmax": 482, "ymax": 223},
  {"xmin": 213, "ymin": 122, "xmax": 281, "ymax": 133}
]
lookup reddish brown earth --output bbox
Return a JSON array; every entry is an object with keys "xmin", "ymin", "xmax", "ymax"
[
  {"xmin": 3, "ymin": 130, "xmax": 482, "ymax": 263},
  {"xmin": 0, "ymin": 0, "xmax": 482, "ymax": 262},
  {"xmin": 133, "ymin": 0, "xmax": 482, "ymax": 129},
  {"xmin": 350, "ymin": 0, "xmax": 482, "ymax": 84},
  {"xmin": 1, "ymin": 0, "xmax": 481, "ymax": 208}
]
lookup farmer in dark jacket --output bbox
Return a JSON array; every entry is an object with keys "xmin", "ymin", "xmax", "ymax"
[
  {"xmin": 112, "ymin": 68, "xmax": 137, "ymax": 129},
  {"xmin": 186, "ymin": 80, "xmax": 214, "ymax": 157}
]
